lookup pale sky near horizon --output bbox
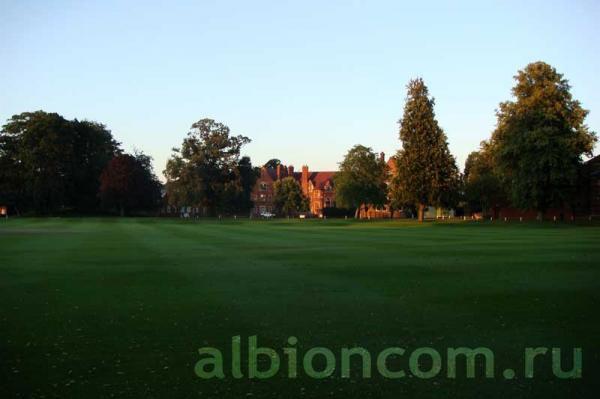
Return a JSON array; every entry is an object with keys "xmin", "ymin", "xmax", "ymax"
[{"xmin": 1, "ymin": 0, "xmax": 599, "ymax": 179}]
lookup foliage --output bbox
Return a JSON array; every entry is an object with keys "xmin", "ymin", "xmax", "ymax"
[
  {"xmin": 164, "ymin": 118, "xmax": 252, "ymax": 215},
  {"xmin": 273, "ymin": 177, "xmax": 308, "ymax": 216},
  {"xmin": 99, "ymin": 151, "xmax": 162, "ymax": 215},
  {"xmin": 0, "ymin": 111, "xmax": 120, "ymax": 214},
  {"xmin": 333, "ymin": 145, "xmax": 388, "ymax": 218},
  {"xmin": 263, "ymin": 159, "xmax": 281, "ymax": 169},
  {"xmin": 463, "ymin": 142, "xmax": 506, "ymax": 215},
  {"xmin": 221, "ymin": 156, "xmax": 259, "ymax": 215},
  {"xmin": 391, "ymin": 79, "xmax": 461, "ymax": 221},
  {"xmin": 490, "ymin": 62, "xmax": 597, "ymax": 219}
]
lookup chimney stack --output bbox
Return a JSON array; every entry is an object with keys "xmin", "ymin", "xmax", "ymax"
[
  {"xmin": 276, "ymin": 164, "xmax": 282, "ymax": 180},
  {"xmin": 301, "ymin": 165, "xmax": 309, "ymax": 195},
  {"xmin": 288, "ymin": 165, "xmax": 294, "ymax": 176}
]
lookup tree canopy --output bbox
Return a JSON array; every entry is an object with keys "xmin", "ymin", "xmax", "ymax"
[
  {"xmin": 220, "ymin": 156, "xmax": 259, "ymax": 215},
  {"xmin": 0, "ymin": 111, "xmax": 120, "ymax": 214},
  {"xmin": 463, "ymin": 142, "xmax": 506, "ymax": 216},
  {"xmin": 333, "ymin": 145, "xmax": 388, "ymax": 218},
  {"xmin": 490, "ymin": 62, "xmax": 596, "ymax": 219},
  {"xmin": 164, "ymin": 118, "xmax": 252, "ymax": 215},
  {"xmin": 99, "ymin": 151, "xmax": 162, "ymax": 216},
  {"xmin": 273, "ymin": 177, "xmax": 308, "ymax": 216},
  {"xmin": 391, "ymin": 78, "xmax": 460, "ymax": 221}
]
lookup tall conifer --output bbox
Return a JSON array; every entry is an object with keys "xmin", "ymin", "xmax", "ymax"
[{"xmin": 392, "ymin": 79, "xmax": 460, "ymax": 221}]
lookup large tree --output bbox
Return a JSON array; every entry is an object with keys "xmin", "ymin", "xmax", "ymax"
[
  {"xmin": 333, "ymin": 145, "xmax": 388, "ymax": 218},
  {"xmin": 0, "ymin": 111, "xmax": 120, "ymax": 214},
  {"xmin": 391, "ymin": 78, "xmax": 460, "ymax": 222},
  {"xmin": 164, "ymin": 118, "xmax": 251, "ymax": 216},
  {"xmin": 273, "ymin": 177, "xmax": 309, "ymax": 217},
  {"xmin": 491, "ymin": 62, "xmax": 596, "ymax": 220},
  {"xmin": 99, "ymin": 151, "xmax": 162, "ymax": 216}
]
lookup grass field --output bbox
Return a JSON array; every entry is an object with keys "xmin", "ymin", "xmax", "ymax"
[{"xmin": 1, "ymin": 218, "xmax": 599, "ymax": 398}]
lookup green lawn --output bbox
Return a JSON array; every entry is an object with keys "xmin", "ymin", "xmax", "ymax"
[{"xmin": 1, "ymin": 218, "xmax": 599, "ymax": 398}]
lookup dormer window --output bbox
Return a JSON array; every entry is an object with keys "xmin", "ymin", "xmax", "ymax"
[{"xmin": 259, "ymin": 182, "xmax": 268, "ymax": 191}]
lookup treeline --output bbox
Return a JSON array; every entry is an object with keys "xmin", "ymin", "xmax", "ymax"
[
  {"xmin": 1, "ymin": 61, "xmax": 596, "ymax": 219},
  {"xmin": 334, "ymin": 62, "xmax": 596, "ymax": 221},
  {"xmin": 0, "ymin": 113, "xmax": 261, "ymax": 217},
  {"xmin": 463, "ymin": 62, "xmax": 596, "ymax": 219},
  {"xmin": 0, "ymin": 111, "xmax": 162, "ymax": 215}
]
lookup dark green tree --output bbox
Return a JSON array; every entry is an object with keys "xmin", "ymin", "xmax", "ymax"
[
  {"xmin": 273, "ymin": 177, "xmax": 309, "ymax": 217},
  {"xmin": 0, "ymin": 111, "xmax": 120, "ymax": 214},
  {"xmin": 333, "ymin": 145, "xmax": 388, "ymax": 218},
  {"xmin": 164, "ymin": 118, "xmax": 251, "ymax": 216},
  {"xmin": 391, "ymin": 78, "xmax": 460, "ymax": 222},
  {"xmin": 491, "ymin": 62, "xmax": 596, "ymax": 220},
  {"xmin": 69, "ymin": 119, "xmax": 123, "ymax": 211},
  {"xmin": 463, "ymin": 142, "xmax": 506, "ymax": 216},
  {"xmin": 221, "ymin": 156, "xmax": 259, "ymax": 215}
]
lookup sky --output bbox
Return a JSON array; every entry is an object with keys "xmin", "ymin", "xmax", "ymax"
[{"xmin": 1, "ymin": 0, "xmax": 599, "ymax": 178}]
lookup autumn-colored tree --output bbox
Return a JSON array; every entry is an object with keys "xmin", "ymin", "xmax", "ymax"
[
  {"xmin": 99, "ymin": 152, "xmax": 162, "ymax": 216},
  {"xmin": 391, "ymin": 79, "xmax": 460, "ymax": 221},
  {"xmin": 491, "ymin": 62, "xmax": 596, "ymax": 220}
]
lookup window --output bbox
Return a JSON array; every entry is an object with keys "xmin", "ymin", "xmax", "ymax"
[{"xmin": 260, "ymin": 182, "xmax": 268, "ymax": 191}]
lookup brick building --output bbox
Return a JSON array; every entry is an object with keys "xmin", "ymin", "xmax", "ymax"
[{"xmin": 251, "ymin": 163, "xmax": 336, "ymax": 217}]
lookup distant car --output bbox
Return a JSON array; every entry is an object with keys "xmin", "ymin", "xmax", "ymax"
[{"xmin": 260, "ymin": 212, "xmax": 275, "ymax": 219}]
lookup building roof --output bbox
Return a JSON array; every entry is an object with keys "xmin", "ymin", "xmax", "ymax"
[
  {"xmin": 309, "ymin": 171, "xmax": 336, "ymax": 189},
  {"xmin": 261, "ymin": 164, "xmax": 336, "ymax": 189}
]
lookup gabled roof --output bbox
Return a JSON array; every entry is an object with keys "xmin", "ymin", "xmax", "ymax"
[
  {"xmin": 262, "ymin": 165, "xmax": 336, "ymax": 189},
  {"xmin": 386, "ymin": 156, "xmax": 397, "ymax": 174},
  {"xmin": 309, "ymin": 171, "xmax": 336, "ymax": 189},
  {"xmin": 259, "ymin": 167, "xmax": 277, "ymax": 181}
]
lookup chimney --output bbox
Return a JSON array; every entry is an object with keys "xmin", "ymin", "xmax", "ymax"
[
  {"xmin": 276, "ymin": 164, "xmax": 282, "ymax": 180},
  {"xmin": 301, "ymin": 165, "xmax": 309, "ymax": 195},
  {"xmin": 288, "ymin": 165, "xmax": 294, "ymax": 176}
]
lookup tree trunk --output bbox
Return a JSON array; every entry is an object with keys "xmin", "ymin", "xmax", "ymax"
[
  {"xmin": 354, "ymin": 206, "xmax": 360, "ymax": 219},
  {"xmin": 418, "ymin": 203, "xmax": 425, "ymax": 222},
  {"xmin": 119, "ymin": 204, "xmax": 125, "ymax": 217}
]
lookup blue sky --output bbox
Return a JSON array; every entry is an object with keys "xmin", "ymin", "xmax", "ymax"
[{"xmin": 1, "ymin": 0, "xmax": 599, "ymax": 178}]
